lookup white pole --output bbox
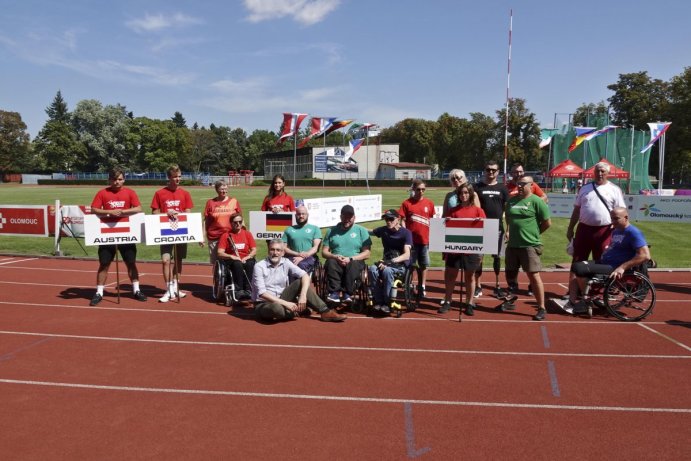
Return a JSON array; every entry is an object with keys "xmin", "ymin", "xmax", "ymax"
[
  {"xmin": 628, "ymin": 125, "xmax": 634, "ymax": 194},
  {"xmin": 659, "ymin": 132, "xmax": 666, "ymax": 191},
  {"xmin": 502, "ymin": 9, "xmax": 512, "ymax": 181}
]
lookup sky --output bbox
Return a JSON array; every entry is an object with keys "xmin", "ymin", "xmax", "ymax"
[{"xmin": 1, "ymin": 0, "xmax": 690, "ymax": 138}]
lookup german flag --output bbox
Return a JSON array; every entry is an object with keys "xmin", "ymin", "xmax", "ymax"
[{"xmin": 266, "ymin": 213, "xmax": 293, "ymax": 231}]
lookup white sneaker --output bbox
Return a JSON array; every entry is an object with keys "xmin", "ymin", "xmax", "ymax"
[
  {"xmin": 159, "ymin": 291, "xmax": 173, "ymax": 303},
  {"xmin": 177, "ymin": 290, "xmax": 187, "ymax": 299}
]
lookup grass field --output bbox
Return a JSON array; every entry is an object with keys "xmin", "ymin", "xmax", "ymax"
[{"xmin": 1, "ymin": 183, "xmax": 689, "ymax": 268}]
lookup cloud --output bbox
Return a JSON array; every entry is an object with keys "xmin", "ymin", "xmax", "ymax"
[
  {"xmin": 126, "ymin": 12, "xmax": 203, "ymax": 33},
  {"xmin": 243, "ymin": 0, "xmax": 340, "ymax": 26}
]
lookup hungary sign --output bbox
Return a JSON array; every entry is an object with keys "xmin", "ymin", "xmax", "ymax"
[{"xmin": 429, "ymin": 218, "xmax": 500, "ymax": 254}]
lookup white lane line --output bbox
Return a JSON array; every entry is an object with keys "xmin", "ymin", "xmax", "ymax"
[
  {"xmin": 0, "ymin": 301, "xmax": 226, "ymax": 315},
  {"xmin": 637, "ymin": 323, "xmax": 691, "ymax": 352},
  {"xmin": 1, "ymin": 330, "xmax": 689, "ymax": 359},
  {"xmin": 0, "ymin": 266, "xmax": 210, "ymax": 279},
  {"xmin": 0, "ymin": 378, "xmax": 688, "ymax": 413},
  {"xmin": 0, "ymin": 258, "xmax": 38, "ymax": 266}
]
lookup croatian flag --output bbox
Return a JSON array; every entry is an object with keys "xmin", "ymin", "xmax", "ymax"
[
  {"xmin": 160, "ymin": 215, "xmax": 188, "ymax": 236},
  {"xmin": 640, "ymin": 122, "xmax": 672, "ymax": 154},
  {"xmin": 444, "ymin": 218, "xmax": 485, "ymax": 245},
  {"xmin": 100, "ymin": 216, "xmax": 130, "ymax": 234},
  {"xmin": 265, "ymin": 213, "xmax": 293, "ymax": 231}
]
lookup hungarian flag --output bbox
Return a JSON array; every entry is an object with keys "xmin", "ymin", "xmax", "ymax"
[
  {"xmin": 100, "ymin": 216, "xmax": 130, "ymax": 234},
  {"xmin": 159, "ymin": 214, "xmax": 188, "ymax": 236},
  {"xmin": 298, "ymin": 116, "xmax": 337, "ymax": 147},
  {"xmin": 444, "ymin": 218, "xmax": 485, "ymax": 245},
  {"xmin": 266, "ymin": 213, "xmax": 293, "ymax": 231},
  {"xmin": 277, "ymin": 112, "xmax": 308, "ymax": 145}
]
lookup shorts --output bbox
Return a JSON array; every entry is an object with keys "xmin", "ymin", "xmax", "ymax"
[
  {"xmin": 573, "ymin": 223, "xmax": 612, "ymax": 262},
  {"xmin": 505, "ymin": 246, "xmax": 543, "ymax": 273},
  {"xmin": 98, "ymin": 244, "xmax": 137, "ymax": 265},
  {"xmin": 411, "ymin": 244, "xmax": 430, "ymax": 268},
  {"xmin": 160, "ymin": 243, "xmax": 188, "ymax": 259},
  {"xmin": 445, "ymin": 253, "xmax": 482, "ymax": 271}
]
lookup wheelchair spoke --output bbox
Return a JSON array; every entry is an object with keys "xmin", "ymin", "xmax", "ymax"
[{"xmin": 605, "ymin": 272, "xmax": 656, "ymax": 321}]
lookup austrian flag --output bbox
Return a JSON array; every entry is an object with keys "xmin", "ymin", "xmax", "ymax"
[
  {"xmin": 100, "ymin": 216, "xmax": 131, "ymax": 234},
  {"xmin": 444, "ymin": 218, "xmax": 485, "ymax": 245},
  {"xmin": 160, "ymin": 215, "xmax": 188, "ymax": 236}
]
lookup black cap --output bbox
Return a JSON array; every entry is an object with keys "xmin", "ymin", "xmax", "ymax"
[
  {"xmin": 341, "ymin": 204, "xmax": 355, "ymax": 215},
  {"xmin": 381, "ymin": 209, "xmax": 400, "ymax": 219}
]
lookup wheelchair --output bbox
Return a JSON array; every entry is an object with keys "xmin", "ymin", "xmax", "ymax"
[
  {"xmin": 212, "ymin": 260, "xmax": 252, "ymax": 307},
  {"xmin": 318, "ymin": 261, "xmax": 370, "ymax": 313},
  {"xmin": 581, "ymin": 267, "xmax": 656, "ymax": 321},
  {"xmin": 387, "ymin": 265, "xmax": 422, "ymax": 317}
]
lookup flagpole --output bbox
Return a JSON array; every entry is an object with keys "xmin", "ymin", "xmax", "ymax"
[
  {"xmin": 502, "ymin": 8, "xmax": 512, "ymax": 181},
  {"xmin": 628, "ymin": 125, "xmax": 634, "ymax": 194},
  {"xmin": 292, "ymin": 128, "xmax": 297, "ymax": 188},
  {"xmin": 365, "ymin": 128, "xmax": 371, "ymax": 193},
  {"xmin": 322, "ymin": 131, "xmax": 326, "ymax": 188},
  {"xmin": 659, "ymin": 131, "xmax": 666, "ymax": 192}
]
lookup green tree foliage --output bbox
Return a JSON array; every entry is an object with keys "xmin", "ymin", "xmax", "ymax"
[
  {"xmin": 380, "ymin": 118, "xmax": 436, "ymax": 165},
  {"xmin": 171, "ymin": 111, "xmax": 187, "ymax": 128},
  {"xmin": 607, "ymin": 71, "xmax": 670, "ymax": 128},
  {"xmin": 0, "ymin": 110, "xmax": 32, "ymax": 173},
  {"xmin": 493, "ymin": 98, "xmax": 542, "ymax": 170},
  {"xmin": 46, "ymin": 90, "xmax": 69, "ymax": 123},
  {"xmin": 572, "ymin": 101, "xmax": 609, "ymax": 127},
  {"xmin": 33, "ymin": 91, "xmax": 86, "ymax": 172},
  {"xmin": 128, "ymin": 117, "xmax": 189, "ymax": 172},
  {"xmin": 665, "ymin": 66, "xmax": 691, "ymax": 184},
  {"xmin": 246, "ymin": 129, "xmax": 279, "ymax": 174}
]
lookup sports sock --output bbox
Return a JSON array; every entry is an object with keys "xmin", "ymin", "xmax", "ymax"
[
  {"xmin": 132, "ymin": 281, "xmax": 140, "ymax": 293},
  {"xmin": 96, "ymin": 285, "xmax": 104, "ymax": 296}
]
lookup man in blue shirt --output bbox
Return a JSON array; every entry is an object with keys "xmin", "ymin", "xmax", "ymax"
[{"xmin": 555, "ymin": 207, "xmax": 650, "ymax": 314}]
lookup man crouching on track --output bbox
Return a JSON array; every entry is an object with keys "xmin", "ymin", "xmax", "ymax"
[{"xmin": 253, "ymin": 239, "xmax": 347, "ymax": 323}]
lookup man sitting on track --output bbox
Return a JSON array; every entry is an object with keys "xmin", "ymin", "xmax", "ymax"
[
  {"xmin": 253, "ymin": 239, "xmax": 346, "ymax": 322},
  {"xmin": 555, "ymin": 207, "xmax": 650, "ymax": 315}
]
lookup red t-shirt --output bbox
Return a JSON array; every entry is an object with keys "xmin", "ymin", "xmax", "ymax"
[
  {"xmin": 218, "ymin": 229, "xmax": 256, "ymax": 259},
  {"xmin": 91, "ymin": 187, "xmax": 141, "ymax": 210},
  {"xmin": 204, "ymin": 197, "xmax": 241, "ymax": 240},
  {"xmin": 398, "ymin": 197, "xmax": 435, "ymax": 245},
  {"xmin": 506, "ymin": 181, "xmax": 547, "ymax": 198},
  {"xmin": 151, "ymin": 187, "xmax": 194, "ymax": 213},
  {"xmin": 261, "ymin": 193, "xmax": 295, "ymax": 212},
  {"xmin": 447, "ymin": 204, "xmax": 487, "ymax": 221}
]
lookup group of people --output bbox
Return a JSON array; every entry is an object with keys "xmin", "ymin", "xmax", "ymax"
[{"xmin": 89, "ymin": 161, "xmax": 650, "ymax": 324}]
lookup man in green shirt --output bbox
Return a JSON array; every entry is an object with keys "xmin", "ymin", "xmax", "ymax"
[
  {"xmin": 322, "ymin": 205, "xmax": 372, "ymax": 304},
  {"xmin": 282, "ymin": 205, "xmax": 322, "ymax": 273},
  {"xmin": 503, "ymin": 176, "xmax": 551, "ymax": 321}
]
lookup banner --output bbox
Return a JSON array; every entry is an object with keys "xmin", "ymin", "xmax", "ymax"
[
  {"xmin": 84, "ymin": 213, "xmax": 145, "ymax": 245},
  {"xmin": 0, "ymin": 205, "xmax": 48, "ymax": 237},
  {"xmin": 302, "ymin": 194, "xmax": 382, "ymax": 228},
  {"xmin": 249, "ymin": 211, "xmax": 297, "ymax": 239},
  {"xmin": 143, "ymin": 213, "xmax": 204, "ymax": 245},
  {"xmin": 429, "ymin": 218, "xmax": 500, "ymax": 254},
  {"xmin": 49, "ymin": 205, "xmax": 89, "ymax": 237}
]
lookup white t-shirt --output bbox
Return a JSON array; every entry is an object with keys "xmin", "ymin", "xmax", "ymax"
[{"xmin": 574, "ymin": 181, "xmax": 626, "ymax": 226}]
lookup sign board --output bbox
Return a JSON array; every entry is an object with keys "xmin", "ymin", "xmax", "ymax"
[
  {"xmin": 0, "ymin": 205, "xmax": 48, "ymax": 237},
  {"xmin": 429, "ymin": 218, "xmax": 500, "ymax": 254},
  {"xmin": 84, "ymin": 213, "xmax": 145, "ymax": 245},
  {"xmin": 143, "ymin": 213, "xmax": 204, "ymax": 245},
  {"xmin": 249, "ymin": 211, "xmax": 297, "ymax": 239},
  {"xmin": 302, "ymin": 194, "xmax": 382, "ymax": 228},
  {"xmin": 628, "ymin": 195, "xmax": 691, "ymax": 223}
]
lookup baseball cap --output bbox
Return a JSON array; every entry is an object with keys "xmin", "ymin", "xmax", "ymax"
[
  {"xmin": 341, "ymin": 204, "xmax": 355, "ymax": 215},
  {"xmin": 381, "ymin": 209, "xmax": 400, "ymax": 219}
]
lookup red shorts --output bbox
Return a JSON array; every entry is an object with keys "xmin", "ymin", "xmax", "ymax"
[{"xmin": 572, "ymin": 223, "xmax": 612, "ymax": 262}]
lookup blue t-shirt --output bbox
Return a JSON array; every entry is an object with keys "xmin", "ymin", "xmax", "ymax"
[
  {"xmin": 372, "ymin": 226, "xmax": 413, "ymax": 266},
  {"xmin": 601, "ymin": 225, "xmax": 647, "ymax": 268}
]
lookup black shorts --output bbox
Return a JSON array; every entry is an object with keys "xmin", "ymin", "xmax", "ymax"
[
  {"xmin": 160, "ymin": 243, "xmax": 188, "ymax": 259},
  {"xmin": 98, "ymin": 244, "xmax": 137, "ymax": 265},
  {"xmin": 445, "ymin": 253, "xmax": 482, "ymax": 271}
]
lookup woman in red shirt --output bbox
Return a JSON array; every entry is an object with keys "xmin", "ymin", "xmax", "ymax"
[
  {"xmin": 261, "ymin": 174, "xmax": 296, "ymax": 213},
  {"xmin": 440, "ymin": 183, "xmax": 487, "ymax": 319},
  {"xmin": 204, "ymin": 180, "xmax": 241, "ymax": 266}
]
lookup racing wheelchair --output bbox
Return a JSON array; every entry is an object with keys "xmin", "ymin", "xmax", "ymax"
[{"xmin": 579, "ymin": 265, "xmax": 656, "ymax": 321}]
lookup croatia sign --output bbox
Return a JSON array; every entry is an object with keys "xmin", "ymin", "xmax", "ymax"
[
  {"xmin": 144, "ymin": 213, "xmax": 204, "ymax": 245},
  {"xmin": 0, "ymin": 205, "xmax": 49, "ymax": 237},
  {"xmin": 249, "ymin": 211, "xmax": 296, "ymax": 239},
  {"xmin": 429, "ymin": 218, "xmax": 500, "ymax": 254},
  {"xmin": 84, "ymin": 213, "xmax": 145, "ymax": 245}
]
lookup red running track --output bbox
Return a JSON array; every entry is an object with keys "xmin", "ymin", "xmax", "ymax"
[{"xmin": 0, "ymin": 256, "xmax": 689, "ymax": 460}]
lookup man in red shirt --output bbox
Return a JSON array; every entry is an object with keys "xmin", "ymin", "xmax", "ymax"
[
  {"xmin": 218, "ymin": 213, "xmax": 257, "ymax": 300},
  {"xmin": 151, "ymin": 165, "xmax": 194, "ymax": 303},
  {"xmin": 398, "ymin": 179, "xmax": 435, "ymax": 296},
  {"xmin": 89, "ymin": 167, "xmax": 147, "ymax": 306}
]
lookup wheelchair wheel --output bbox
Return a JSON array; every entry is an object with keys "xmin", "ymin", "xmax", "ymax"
[
  {"xmin": 212, "ymin": 261, "xmax": 226, "ymax": 302},
  {"xmin": 604, "ymin": 271, "xmax": 656, "ymax": 321},
  {"xmin": 403, "ymin": 266, "xmax": 421, "ymax": 312},
  {"xmin": 350, "ymin": 267, "xmax": 369, "ymax": 314},
  {"xmin": 312, "ymin": 261, "xmax": 325, "ymax": 299}
]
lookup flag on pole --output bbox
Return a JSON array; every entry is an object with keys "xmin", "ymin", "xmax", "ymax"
[
  {"xmin": 539, "ymin": 128, "xmax": 558, "ymax": 148},
  {"xmin": 640, "ymin": 122, "xmax": 672, "ymax": 154},
  {"xmin": 343, "ymin": 138, "xmax": 364, "ymax": 162},
  {"xmin": 277, "ymin": 112, "xmax": 308, "ymax": 145},
  {"xmin": 347, "ymin": 122, "xmax": 376, "ymax": 139},
  {"xmin": 298, "ymin": 117, "xmax": 337, "ymax": 147},
  {"xmin": 324, "ymin": 119, "xmax": 354, "ymax": 136},
  {"xmin": 567, "ymin": 127, "xmax": 597, "ymax": 152}
]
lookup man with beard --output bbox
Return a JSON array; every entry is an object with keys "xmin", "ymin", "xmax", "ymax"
[
  {"xmin": 282, "ymin": 205, "xmax": 322, "ymax": 273},
  {"xmin": 253, "ymin": 239, "xmax": 346, "ymax": 322}
]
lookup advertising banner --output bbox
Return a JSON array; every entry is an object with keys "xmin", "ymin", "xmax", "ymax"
[
  {"xmin": 429, "ymin": 218, "xmax": 500, "ymax": 254},
  {"xmin": 302, "ymin": 194, "xmax": 382, "ymax": 228},
  {"xmin": 0, "ymin": 205, "xmax": 48, "ymax": 237},
  {"xmin": 84, "ymin": 213, "xmax": 145, "ymax": 245},
  {"xmin": 143, "ymin": 213, "xmax": 204, "ymax": 245},
  {"xmin": 628, "ymin": 195, "xmax": 691, "ymax": 223}
]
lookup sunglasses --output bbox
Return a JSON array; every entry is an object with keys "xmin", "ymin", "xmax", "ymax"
[
  {"xmin": 232, "ymin": 220, "xmax": 243, "ymax": 224},
  {"xmin": 415, "ymin": 188, "xmax": 426, "ymax": 191},
  {"xmin": 517, "ymin": 182, "xmax": 532, "ymax": 187},
  {"xmin": 485, "ymin": 168, "xmax": 498, "ymax": 172}
]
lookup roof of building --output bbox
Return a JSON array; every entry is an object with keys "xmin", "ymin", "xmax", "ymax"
[{"xmin": 380, "ymin": 162, "xmax": 431, "ymax": 169}]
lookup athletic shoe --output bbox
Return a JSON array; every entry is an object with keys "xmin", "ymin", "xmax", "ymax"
[
  {"xmin": 438, "ymin": 300, "xmax": 451, "ymax": 314},
  {"xmin": 159, "ymin": 292, "xmax": 173, "ymax": 303},
  {"xmin": 465, "ymin": 303, "xmax": 475, "ymax": 316},
  {"xmin": 381, "ymin": 304, "xmax": 391, "ymax": 314},
  {"xmin": 533, "ymin": 308, "xmax": 546, "ymax": 321},
  {"xmin": 89, "ymin": 293, "xmax": 103, "ymax": 306},
  {"xmin": 133, "ymin": 291, "xmax": 147, "ymax": 302},
  {"xmin": 341, "ymin": 293, "xmax": 353, "ymax": 304},
  {"xmin": 419, "ymin": 286, "xmax": 426, "ymax": 297},
  {"xmin": 474, "ymin": 286, "xmax": 482, "ymax": 298},
  {"xmin": 177, "ymin": 290, "xmax": 187, "ymax": 299},
  {"xmin": 327, "ymin": 292, "xmax": 341, "ymax": 303}
]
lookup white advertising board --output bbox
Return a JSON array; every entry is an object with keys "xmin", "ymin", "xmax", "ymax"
[
  {"xmin": 301, "ymin": 194, "xmax": 382, "ymax": 228},
  {"xmin": 84, "ymin": 213, "xmax": 145, "ymax": 246}
]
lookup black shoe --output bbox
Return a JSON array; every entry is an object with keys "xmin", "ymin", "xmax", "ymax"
[
  {"xmin": 133, "ymin": 291, "xmax": 147, "ymax": 302},
  {"xmin": 533, "ymin": 308, "xmax": 546, "ymax": 321},
  {"xmin": 438, "ymin": 300, "xmax": 450, "ymax": 314},
  {"xmin": 89, "ymin": 293, "xmax": 103, "ymax": 306},
  {"xmin": 465, "ymin": 303, "xmax": 475, "ymax": 316}
]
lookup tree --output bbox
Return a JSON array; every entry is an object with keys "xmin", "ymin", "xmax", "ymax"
[
  {"xmin": 665, "ymin": 66, "xmax": 691, "ymax": 184},
  {"xmin": 46, "ymin": 90, "xmax": 70, "ymax": 123},
  {"xmin": 572, "ymin": 101, "xmax": 609, "ymax": 127},
  {"xmin": 0, "ymin": 110, "xmax": 32, "ymax": 173},
  {"xmin": 493, "ymin": 98, "xmax": 542, "ymax": 170},
  {"xmin": 171, "ymin": 111, "xmax": 187, "ymax": 128},
  {"xmin": 607, "ymin": 71, "xmax": 670, "ymax": 128},
  {"xmin": 246, "ymin": 129, "xmax": 279, "ymax": 174},
  {"xmin": 33, "ymin": 91, "xmax": 85, "ymax": 172},
  {"xmin": 128, "ymin": 117, "xmax": 188, "ymax": 172},
  {"xmin": 380, "ymin": 118, "xmax": 437, "ymax": 165}
]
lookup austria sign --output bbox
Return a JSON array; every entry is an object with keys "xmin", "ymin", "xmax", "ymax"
[
  {"xmin": 84, "ymin": 213, "xmax": 145, "ymax": 245},
  {"xmin": 0, "ymin": 205, "xmax": 49, "ymax": 237},
  {"xmin": 429, "ymin": 218, "xmax": 500, "ymax": 254},
  {"xmin": 144, "ymin": 213, "xmax": 204, "ymax": 245}
]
